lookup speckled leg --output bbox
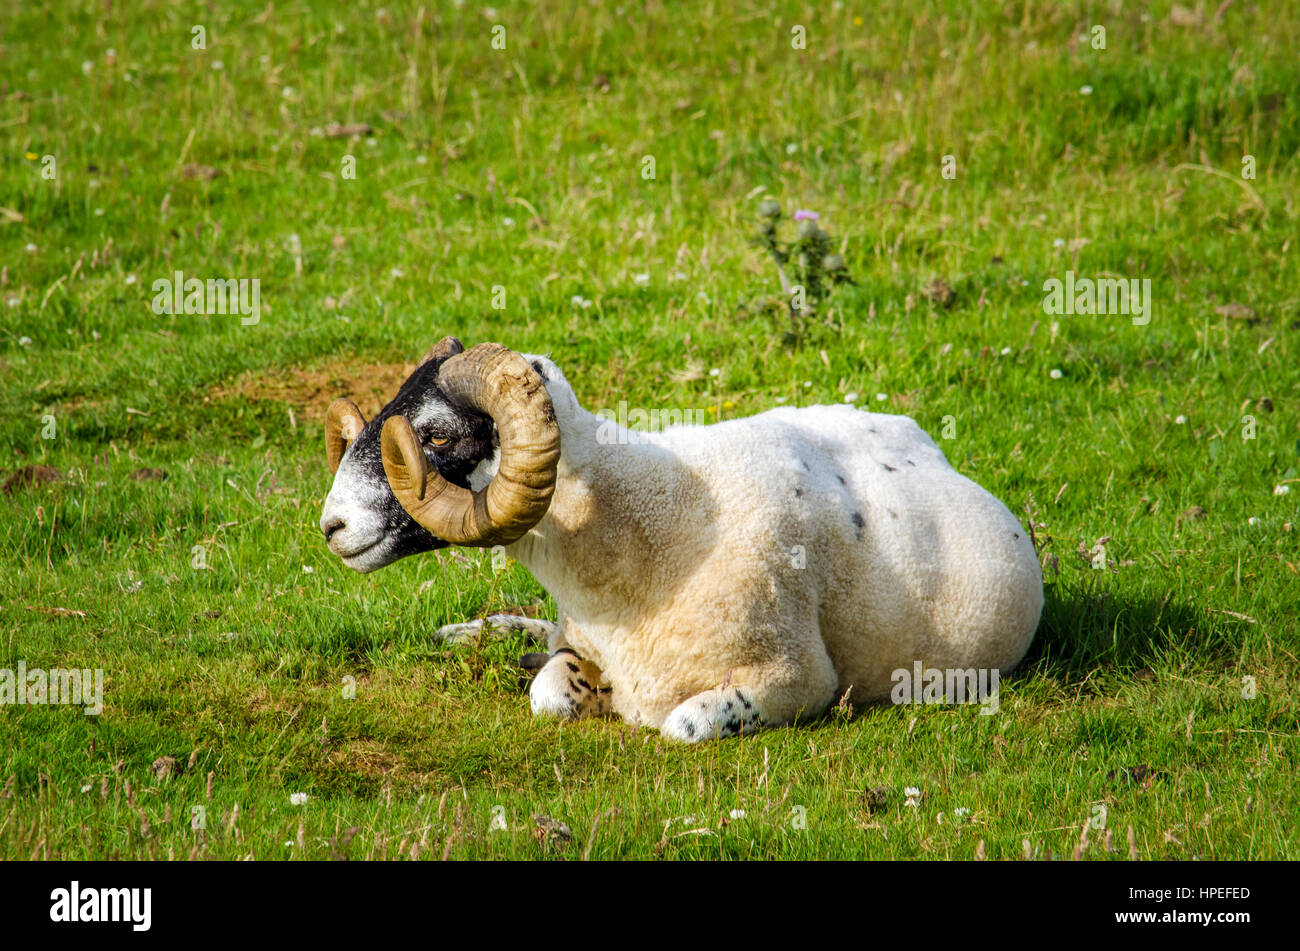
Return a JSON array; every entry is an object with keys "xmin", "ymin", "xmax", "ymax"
[{"xmin": 529, "ymin": 649, "xmax": 612, "ymax": 720}]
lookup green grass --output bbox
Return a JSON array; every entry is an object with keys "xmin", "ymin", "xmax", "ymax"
[{"xmin": 1, "ymin": 0, "xmax": 1297, "ymax": 860}]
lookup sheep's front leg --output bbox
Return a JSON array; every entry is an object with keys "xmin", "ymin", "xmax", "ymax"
[
  {"xmin": 435, "ymin": 614, "xmax": 556, "ymax": 645},
  {"xmin": 660, "ymin": 653, "xmax": 838, "ymax": 743},
  {"xmin": 661, "ymin": 685, "xmax": 767, "ymax": 742},
  {"xmin": 529, "ymin": 649, "xmax": 612, "ymax": 721}
]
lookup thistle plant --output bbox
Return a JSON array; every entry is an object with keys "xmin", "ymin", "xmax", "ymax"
[{"xmin": 749, "ymin": 198, "xmax": 853, "ymax": 342}]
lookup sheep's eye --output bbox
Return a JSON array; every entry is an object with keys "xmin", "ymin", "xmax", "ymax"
[{"xmin": 425, "ymin": 435, "xmax": 451, "ymax": 448}]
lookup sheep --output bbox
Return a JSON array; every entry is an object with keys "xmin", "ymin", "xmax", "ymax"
[{"xmin": 319, "ymin": 337, "xmax": 1044, "ymax": 741}]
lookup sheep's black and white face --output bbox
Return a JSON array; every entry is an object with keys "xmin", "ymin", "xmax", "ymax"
[{"xmin": 319, "ymin": 343, "xmax": 501, "ymax": 572}]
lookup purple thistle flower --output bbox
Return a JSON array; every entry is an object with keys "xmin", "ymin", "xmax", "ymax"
[{"xmin": 793, "ymin": 209, "xmax": 819, "ymax": 221}]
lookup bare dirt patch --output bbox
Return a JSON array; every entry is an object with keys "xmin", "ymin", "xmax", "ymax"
[
  {"xmin": 2, "ymin": 464, "xmax": 62, "ymax": 493},
  {"xmin": 205, "ymin": 359, "xmax": 418, "ymax": 422}
]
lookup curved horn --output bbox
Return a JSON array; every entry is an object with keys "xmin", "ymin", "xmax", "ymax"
[
  {"xmin": 418, "ymin": 335, "xmax": 464, "ymax": 368},
  {"xmin": 381, "ymin": 343, "xmax": 560, "ymax": 547},
  {"xmin": 325, "ymin": 398, "xmax": 366, "ymax": 474}
]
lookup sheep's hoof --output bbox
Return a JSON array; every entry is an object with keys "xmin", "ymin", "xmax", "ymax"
[{"xmin": 518, "ymin": 652, "xmax": 550, "ymax": 672}]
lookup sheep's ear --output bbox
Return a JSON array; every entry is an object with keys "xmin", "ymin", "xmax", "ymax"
[{"xmin": 419, "ymin": 336, "xmax": 464, "ymax": 368}]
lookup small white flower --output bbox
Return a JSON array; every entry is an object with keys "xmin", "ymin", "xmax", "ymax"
[
  {"xmin": 88, "ymin": 179, "xmax": 100, "ymax": 189},
  {"xmin": 1053, "ymin": 238, "xmax": 1066, "ymax": 248},
  {"xmin": 953, "ymin": 807, "xmax": 970, "ymax": 818},
  {"xmin": 284, "ymin": 840, "xmax": 294, "ymax": 847},
  {"xmin": 309, "ymin": 126, "xmax": 324, "ymax": 137},
  {"xmin": 290, "ymin": 792, "xmax": 308, "ymax": 806},
  {"xmin": 668, "ymin": 270, "xmax": 686, "ymax": 282},
  {"xmin": 281, "ymin": 86, "xmax": 296, "ymax": 98},
  {"xmin": 774, "ymin": 396, "xmax": 788, "ymax": 404},
  {"xmin": 709, "ymin": 367, "xmax": 721, "ymax": 377},
  {"xmin": 785, "ymin": 143, "xmax": 798, "ymax": 155},
  {"xmin": 843, "ymin": 392, "xmax": 858, "ymax": 403},
  {"xmin": 390, "ymin": 267, "xmax": 404, "ymax": 278},
  {"xmin": 697, "ymin": 291, "xmax": 710, "ymax": 303},
  {"xmin": 502, "ymin": 216, "xmax": 515, "ymax": 227},
  {"xmin": 366, "ymin": 137, "xmax": 378, "ymax": 148},
  {"xmin": 1248, "ymin": 517, "xmax": 1259, "ymax": 526},
  {"xmin": 260, "ymin": 54, "xmax": 270, "ymax": 65},
  {"xmin": 1275, "ymin": 484, "xmax": 1291, "ymax": 496},
  {"xmin": 904, "ymin": 786, "xmax": 920, "ymax": 797},
  {"xmin": 81, "ymin": 783, "xmax": 93, "ymax": 793},
  {"xmin": 1174, "ymin": 414, "xmax": 1186, "ymax": 424},
  {"xmin": 570, "ymin": 295, "xmax": 592, "ymax": 309},
  {"xmin": 94, "ymin": 208, "xmax": 104, "ymax": 216},
  {"xmin": 82, "ymin": 60, "xmax": 94, "ymax": 74},
  {"xmin": 1080, "ymin": 85, "xmax": 1093, "ymax": 95},
  {"xmin": 124, "ymin": 274, "xmax": 137, "ymax": 285},
  {"xmin": 729, "ymin": 809, "xmax": 746, "ymax": 820},
  {"xmin": 7, "ymin": 298, "xmax": 22, "ymax": 309},
  {"xmin": 18, "ymin": 335, "xmax": 32, "ymax": 345},
  {"xmin": 212, "ymin": 60, "xmax": 224, "ymax": 71},
  {"xmin": 803, "ymin": 381, "xmax": 812, "ymax": 389},
  {"xmin": 1001, "ymin": 346, "xmax": 1012, "ymax": 355},
  {"xmin": 1049, "ymin": 368, "xmax": 1063, "ymax": 380},
  {"xmin": 416, "ymin": 154, "xmax": 428, "ymax": 164},
  {"xmin": 875, "ymin": 393, "xmax": 888, "ymax": 402},
  {"xmin": 302, "ymin": 565, "xmax": 315, "ymax": 573},
  {"xmin": 632, "ymin": 272, "xmax": 650, "ymax": 286}
]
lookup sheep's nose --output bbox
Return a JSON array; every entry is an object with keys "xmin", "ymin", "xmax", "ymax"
[{"xmin": 322, "ymin": 516, "xmax": 345, "ymax": 541}]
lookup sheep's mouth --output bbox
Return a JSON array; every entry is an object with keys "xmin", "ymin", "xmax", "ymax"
[
  {"xmin": 334, "ymin": 526, "xmax": 449, "ymax": 572},
  {"xmin": 332, "ymin": 537, "xmax": 381, "ymax": 561}
]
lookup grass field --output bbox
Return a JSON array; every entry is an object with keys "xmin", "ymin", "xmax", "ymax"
[{"xmin": 1, "ymin": 0, "xmax": 1297, "ymax": 860}]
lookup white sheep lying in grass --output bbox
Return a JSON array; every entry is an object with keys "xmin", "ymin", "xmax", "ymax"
[{"xmin": 319, "ymin": 338, "xmax": 1043, "ymax": 741}]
